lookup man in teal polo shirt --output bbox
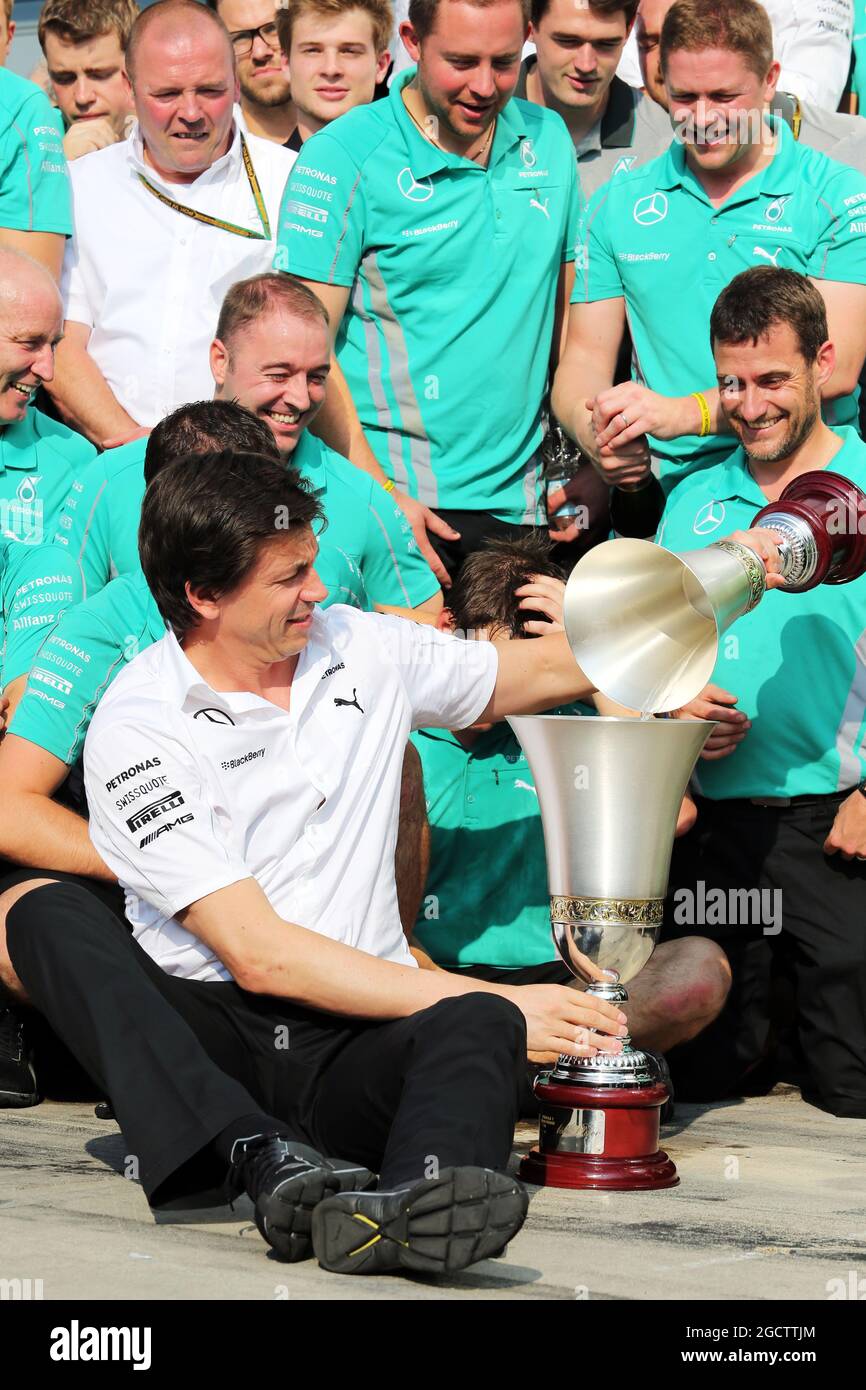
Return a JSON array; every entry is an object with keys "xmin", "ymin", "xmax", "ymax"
[
  {"xmin": 274, "ymin": 0, "xmax": 582, "ymax": 576},
  {"xmin": 412, "ymin": 531, "xmax": 731, "ymax": 1092},
  {"xmin": 660, "ymin": 266, "xmax": 866, "ymax": 1118},
  {"xmin": 0, "ymin": 249, "xmax": 95, "ymax": 542},
  {"xmin": 553, "ymin": 0, "xmax": 866, "ymax": 497},
  {"xmin": 55, "ymin": 275, "xmax": 439, "ymax": 616},
  {"xmin": 0, "ymin": 536, "xmax": 82, "ymax": 712},
  {"xmin": 0, "ymin": 66, "xmax": 71, "ymax": 279}
]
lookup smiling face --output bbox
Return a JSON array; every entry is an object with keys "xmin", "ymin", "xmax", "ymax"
[
  {"xmin": 531, "ymin": 0, "xmax": 630, "ymax": 114},
  {"xmin": 189, "ymin": 527, "xmax": 328, "ymax": 662},
  {"xmin": 286, "ymin": 8, "xmax": 389, "ymax": 129},
  {"xmin": 402, "ymin": 0, "xmax": 526, "ymax": 146},
  {"xmin": 217, "ymin": 0, "xmax": 293, "ymax": 110},
  {"xmin": 43, "ymin": 28, "xmax": 133, "ymax": 130},
  {"xmin": 664, "ymin": 46, "xmax": 778, "ymax": 175},
  {"xmin": 130, "ymin": 19, "xmax": 238, "ymax": 183},
  {"xmin": 0, "ymin": 274, "xmax": 63, "ymax": 426},
  {"xmin": 715, "ymin": 321, "xmax": 833, "ymax": 465},
  {"xmin": 211, "ymin": 309, "xmax": 331, "ymax": 456}
]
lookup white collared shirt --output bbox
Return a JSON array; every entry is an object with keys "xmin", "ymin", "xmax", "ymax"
[
  {"xmin": 83, "ymin": 606, "xmax": 499, "ymax": 983},
  {"xmin": 61, "ymin": 114, "xmax": 296, "ymax": 425}
]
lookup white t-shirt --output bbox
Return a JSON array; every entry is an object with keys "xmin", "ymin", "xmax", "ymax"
[
  {"xmin": 61, "ymin": 116, "xmax": 296, "ymax": 425},
  {"xmin": 83, "ymin": 607, "xmax": 499, "ymax": 983},
  {"xmin": 619, "ymin": 0, "xmax": 854, "ymax": 112}
]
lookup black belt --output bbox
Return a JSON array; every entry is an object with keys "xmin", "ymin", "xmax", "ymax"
[{"xmin": 703, "ymin": 788, "xmax": 855, "ymax": 810}]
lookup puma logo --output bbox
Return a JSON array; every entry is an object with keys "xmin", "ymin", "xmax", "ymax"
[
  {"xmin": 753, "ymin": 245, "xmax": 781, "ymax": 266},
  {"xmin": 530, "ymin": 197, "xmax": 550, "ymax": 220},
  {"xmin": 334, "ymin": 688, "xmax": 364, "ymax": 713}
]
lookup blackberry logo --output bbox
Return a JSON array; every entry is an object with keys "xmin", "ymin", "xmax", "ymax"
[{"xmin": 126, "ymin": 790, "xmax": 185, "ymax": 833}]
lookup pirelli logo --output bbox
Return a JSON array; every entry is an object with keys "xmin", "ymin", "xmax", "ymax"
[
  {"xmin": 285, "ymin": 199, "xmax": 329, "ymax": 224},
  {"xmin": 126, "ymin": 789, "xmax": 185, "ymax": 833},
  {"xmin": 31, "ymin": 668, "xmax": 73, "ymax": 696}
]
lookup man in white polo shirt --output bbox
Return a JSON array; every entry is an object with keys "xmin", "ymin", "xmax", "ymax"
[
  {"xmin": 46, "ymin": 0, "xmax": 295, "ymax": 447},
  {"xmin": 1, "ymin": 446, "xmax": 646, "ymax": 1278}
]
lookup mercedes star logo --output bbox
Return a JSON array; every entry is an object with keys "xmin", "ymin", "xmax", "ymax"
[
  {"xmin": 633, "ymin": 192, "xmax": 669, "ymax": 226},
  {"xmin": 693, "ymin": 500, "xmax": 727, "ymax": 535},
  {"xmin": 193, "ymin": 707, "xmax": 236, "ymax": 725},
  {"xmin": 397, "ymin": 167, "xmax": 434, "ymax": 202}
]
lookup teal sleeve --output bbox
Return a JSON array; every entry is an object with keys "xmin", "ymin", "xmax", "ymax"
[
  {"xmin": 361, "ymin": 483, "xmax": 440, "ymax": 608},
  {"xmin": 273, "ymin": 131, "xmax": 366, "ymax": 287},
  {"xmin": 570, "ymin": 185, "xmax": 622, "ymax": 304},
  {"xmin": 317, "ymin": 548, "xmax": 372, "ymax": 612},
  {"xmin": 561, "ymin": 148, "xmax": 582, "ymax": 265},
  {"xmin": 0, "ymin": 89, "xmax": 71, "ymax": 235},
  {"xmin": 1, "ymin": 542, "xmax": 83, "ymax": 686},
  {"xmin": 9, "ymin": 604, "xmax": 124, "ymax": 765},
  {"xmin": 53, "ymin": 455, "xmax": 112, "ymax": 599},
  {"xmin": 807, "ymin": 162, "xmax": 866, "ymax": 284}
]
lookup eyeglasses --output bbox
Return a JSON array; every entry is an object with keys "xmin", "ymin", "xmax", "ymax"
[{"xmin": 228, "ymin": 21, "xmax": 281, "ymax": 58}]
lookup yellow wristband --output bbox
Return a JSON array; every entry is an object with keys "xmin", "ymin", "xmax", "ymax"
[
  {"xmin": 381, "ymin": 477, "xmax": 396, "ymax": 494},
  {"xmin": 691, "ymin": 392, "xmax": 712, "ymax": 438}
]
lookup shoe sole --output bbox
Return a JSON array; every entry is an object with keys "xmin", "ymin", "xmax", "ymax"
[
  {"xmin": 312, "ymin": 1166, "xmax": 529, "ymax": 1276},
  {"xmin": 0, "ymin": 1087, "xmax": 41, "ymax": 1108},
  {"xmin": 257, "ymin": 1162, "xmax": 374, "ymax": 1263}
]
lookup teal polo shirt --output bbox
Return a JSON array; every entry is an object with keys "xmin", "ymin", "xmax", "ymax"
[
  {"xmin": 412, "ymin": 702, "xmax": 595, "ymax": 968},
  {"xmin": 0, "ymin": 539, "xmax": 82, "ymax": 688},
  {"xmin": 54, "ymin": 431, "xmax": 433, "ymax": 609},
  {"xmin": 9, "ymin": 544, "xmax": 370, "ymax": 768},
  {"xmin": 576, "ymin": 118, "xmax": 866, "ymax": 491},
  {"xmin": 0, "ymin": 68, "xmax": 70, "ymax": 235},
  {"xmin": 656, "ymin": 426, "xmax": 866, "ymax": 799},
  {"xmin": 1, "ymin": 407, "xmax": 95, "ymax": 549},
  {"xmin": 274, "ymin": 67, "xmax": 581, "ymax": 524}
]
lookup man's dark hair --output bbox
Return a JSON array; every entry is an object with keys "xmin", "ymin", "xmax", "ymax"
[
  {"xmin": 409, "ymin": 0, "xmax": 530, "ymax": 43},
  {"xmin": 531, "ymin": 0, "xmax": 638, "ymax": 30},
  {"xmin": 139, "ymin": 450, "xmax": 324, "ymax": 640},
  {"xmin": 448, "ymin": 532, "xmax": 566, "ymax": 638},
  {"xmin": 144, "ymin": 400, "xmax": 279, "ymax": 485},
  {"xmin": 710, "ymin": 268, "xmax": 829, "ymax": 364}
]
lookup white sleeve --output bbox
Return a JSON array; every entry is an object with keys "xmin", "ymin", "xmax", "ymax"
[
  {"xmin": 616, "ymin": 30, "xmax": 644, "ymax": 91},
  {"xmin": 84, "ymin": 716, "xmax": 252, "ymax": 919},
  {"xmin": 60, "ymin": 225, "xmax": 93, "ymax": 328},
  {"xmin": 366, "ymin": 614, "xmax": 499, "ymax": 731},
  {"xmin": 769, "ymin": 0, "xmax": 854, "ymax": 110}
]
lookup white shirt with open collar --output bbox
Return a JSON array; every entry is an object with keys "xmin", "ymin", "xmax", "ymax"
[
  {"xmin": 61, "ymin": 113, "xmax": 296, "ymax": 426},
  {"xmin": 83, "ymin": 605, "xmax": 499, "ymax": 983}
]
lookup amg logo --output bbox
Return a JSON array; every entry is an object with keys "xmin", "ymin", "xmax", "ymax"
[
  {"xmin": 139, "ymin": 813, "xmax": 194, "ymax": 849},
  {"xmin": 126, "ymin": 790, "xmax": 185, "ymax": 833},
  {"xmin": 105, "ymin": 758, "xmax": 161, "ymax": 792},
  {"xmin": 31, "ymin": 668, "xmax": 73, "ymax": 696}
]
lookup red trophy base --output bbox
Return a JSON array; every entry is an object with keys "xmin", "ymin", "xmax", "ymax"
[{"xmin": 519, "ymin": 1076, "xmax": 678, "ymax": 1191}]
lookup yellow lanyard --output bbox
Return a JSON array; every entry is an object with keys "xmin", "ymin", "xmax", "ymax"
[
  {"xmin": 137, "ymin": 134, "xmax": 272, "ymax": 240},
  {"xmin": 792, "ymin": 96, "xmax": 802, "ymax": 141}
]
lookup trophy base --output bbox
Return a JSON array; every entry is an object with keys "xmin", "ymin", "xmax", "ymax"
[{"xmin": 519, "ymin": 1077, "xmax": 678, "ymax": 1192}]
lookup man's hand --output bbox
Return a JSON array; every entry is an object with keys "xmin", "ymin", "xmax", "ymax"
[
  {"xmin": 101, "ymin": 425, "xmax": 150, "ymax": 451},
  {"xmin": 676, "ymin": 791, "xmax": 697, "ymax": 836},
  {"xmin": 515, "ymin": 574, "xmax": 566, "ymax": 634},
  {"xmin": 63, "ymin": 117, "xmax": 120, "ymax": 162},
  {"xmin": 546, "ymin": 474, "xmax": 590, "ymax": 544},
  {"xmin": 591, "ymin": 383, "xmax": 687, "ymax": 454},
  {"xmin": 824, "ymin": 791, "xmax": 866, "ymax": 861},
  {"xmin": 498, "ymin": 982, "xmax": 628, "ymax": 1061},
  {"xmin": 585, "ymin": 395, "xmax": 652, "ymax": 487},
  {"xmin": 723, "ymin": 527, "xmax": 786, "ymax": 589},
  {"xmin": 672, "ymin": 683, "xmax": 750, "ymax": 761},
  {"xmin": 393, "ymin": 491, "xmax": 459, "ymax": 590}
]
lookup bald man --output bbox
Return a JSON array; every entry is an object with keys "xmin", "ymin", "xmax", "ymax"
[
  {"xmin": 46, "ymin": 0, "xmax": 295, "ymax": 447},
  {"xmin": 0, "ymin": 248, "xmax": 88, "ymax": 703}
]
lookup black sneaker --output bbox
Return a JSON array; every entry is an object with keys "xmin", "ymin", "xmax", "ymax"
[
  {"xmin": 0, "ymin": 1002, "xmax": 40, "ymax": 1108},
  {"xmin": 229, "ymin": 1133, "xmax": 374, "ymax": 1263},
  {"xmin": 312, "ymin": 1165, "xmax": 529, "ymax": 1276}
]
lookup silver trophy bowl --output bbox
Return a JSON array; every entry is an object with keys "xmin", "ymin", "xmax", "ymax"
[{"xmin": 507, "ymin": 714, "xmax": 715, "ymax": 1086}]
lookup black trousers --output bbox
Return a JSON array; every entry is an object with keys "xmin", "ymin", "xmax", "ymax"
[
  {"xmin": 663, "ymin": 793, "xmax": 866, "ymax": 1118},
  {"xmin": 6, "ymin": 883, "xmax": 526, "ymax": 1205}
]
